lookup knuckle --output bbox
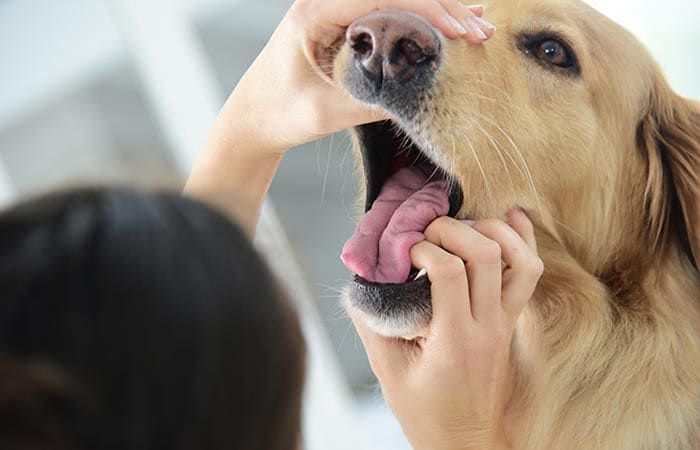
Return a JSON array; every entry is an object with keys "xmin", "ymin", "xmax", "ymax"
[
  {"xmin": 519, "ymin": 214, "xmax": 535, "ymax": 234},
  {"xmin": 426, "ymin": 216, "xmax": 452, "ymax": 233},
  {"xmin": 477, "ymin": 325, "xmax": 510, "ymax": 352},
  {"xmin": 476, "ymin": 239, "xmax": 502, "ymax": 264},
  {"xmin": 424, "ymin": 216, "xmax": 453, "ymax": 241},
  {"xmin": 527, "ymin": 256, "xmax": 545, "ymax": 278},
  {"xmin": 509, "ymin": 209, "xmax": 535, "ymax": 237},
  {"xmin": 433, "ymin": 256, "xmax": 466, "ymax": 282},
  {"xmin": 435, "ymin": 215, "xmax": 454, "ymax": 226},
  {"xmin": 479, "ymin": 218, "xmax": 507, "ymax": 232}
]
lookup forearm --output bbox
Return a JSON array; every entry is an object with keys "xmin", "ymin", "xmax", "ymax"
[{"xmin": 184, "ymin": 113, "xmax": 285, "ymax": 237}]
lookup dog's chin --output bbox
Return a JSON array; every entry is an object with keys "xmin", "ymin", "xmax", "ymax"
[{"xmin": 342, "ymin": 275, "xmax": 432, "ymax": 338}]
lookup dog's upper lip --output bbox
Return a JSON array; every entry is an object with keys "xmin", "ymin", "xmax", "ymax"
[{"xmin": 355, "ymin": 121, "xmax": 463, "ymax": 216}]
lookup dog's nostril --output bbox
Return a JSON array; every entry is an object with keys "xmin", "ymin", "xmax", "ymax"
[
  {"xmin": 345, "ymin": 10, "xmax": 441, "ymax": 88},
  {"xmin": 351, "ymin": 32, "xmax": 374, "ymax": 57},
  {"xmin": 397, "ymin": 39, "xmax": 428, "ymax": 65}
]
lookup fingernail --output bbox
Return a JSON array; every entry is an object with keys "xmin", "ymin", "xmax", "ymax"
[
  {"xmin": 446, "ymin": 14, "xmax": 467, "ymax": 35},
  {"xmin": 473, "ymin": 15, "xmax": 496, "ymax": 35},
  {"xmin": 461, "ymin": 220, "xmax": 477, "ymax": 226},
  {"xmin": 468, "ymin": 17, "xmax": 489, "ymax": 40},
  {"xmin": 506, "ymin": 207, "xmax": 525, "ymax": 223},
  {"xmin": 467, "ymin": 4, "xmax": 484, "ymax": 17}
]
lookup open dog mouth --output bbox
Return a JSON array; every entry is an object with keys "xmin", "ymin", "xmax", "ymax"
[{"xmin": 341, "ymin": 120, "xmax": 463, "ymax": 302}]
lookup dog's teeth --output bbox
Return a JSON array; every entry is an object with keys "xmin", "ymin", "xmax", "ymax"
[{"xmin": 414, "ymin": 268, "xmax": 428, "ymax": 280}]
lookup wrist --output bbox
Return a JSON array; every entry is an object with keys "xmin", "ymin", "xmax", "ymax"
[
  {"xmin": 216, "ymin": 94, "xmax": 289, "ymax": 157},
  {"xmin": 185, "ymin": 103, "xmax": 285, "ymax": 236}
]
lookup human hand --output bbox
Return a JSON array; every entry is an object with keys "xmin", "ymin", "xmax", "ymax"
[
  {"xmin": 217, "ymin": 0, "xmax": 495, "ymax": 152},
  {"xmin": 187, "ymin": 0, "xmax": 494, "ymax": 234},
  {"xmin": 350, "ymin": 209, "xmax": 543, "ymax": 450}
]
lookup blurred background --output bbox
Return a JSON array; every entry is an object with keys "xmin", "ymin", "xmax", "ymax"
[{"xmin": 0, "ymin": 0, "xmax": 697, "ymax": 448}]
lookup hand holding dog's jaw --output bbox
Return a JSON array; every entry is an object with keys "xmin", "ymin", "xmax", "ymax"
[{"xmin": 349, "ymin": 213, "xmax": 541, "ymax": 450}]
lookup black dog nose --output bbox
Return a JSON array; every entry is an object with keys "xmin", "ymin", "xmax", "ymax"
[{"xmin": 346, "ymin": 9, "xmax": 441, "ymax": 84}]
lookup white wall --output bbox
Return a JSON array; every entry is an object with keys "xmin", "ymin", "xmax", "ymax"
[
  {"xmin": 0, "ymin": 0, "xmax": 124, "ymax": 128},
  {"xmin": 586, "ymin": 0, "xmax": 700, "ymax": 98}
]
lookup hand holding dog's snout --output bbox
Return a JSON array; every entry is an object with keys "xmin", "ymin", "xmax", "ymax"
[
  {"xmin": 188, "ymin": 0, "xmax": 494, "ymax": 235},
  {"xmin": 215, "ymin": 0, "xmax": 494, "ymax": 152},
  {"xmin": 350, "ymin": 209, "xmax": 542, "ymax": 450}
]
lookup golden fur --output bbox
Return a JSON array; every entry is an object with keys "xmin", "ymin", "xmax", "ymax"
[{"xmin": 335, "ymin": 0, "xmax": 700, "ymax": 448}]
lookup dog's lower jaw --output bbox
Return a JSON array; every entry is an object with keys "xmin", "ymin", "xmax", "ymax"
[{"xmin": 341, "ymin": 287, "xmax": 430, "ymax": 338}]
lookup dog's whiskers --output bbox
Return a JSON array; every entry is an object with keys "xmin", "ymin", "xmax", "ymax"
[
  {"xmin": 463, "ymin": 77, "xmax": 516, "ymax": 105},
  {"xmin": 322, "ymin": 132, "xmax": 353, "ymax": 206},
  {"xmin": 465, "ymin": 115, "xmax": 518, "ymax": 199},
  {"xmin": 473, "ymin": 112, "xmax": 544, "ymax": 218},
  {"xmin": 320, "ymin": 133, "xmax": 336, "ymax": 203},
  {"xmin": 459, "ymin": 133, "xmax": 494, "ymax": 206},
  {"xmin": 462, "ymin": 92, "xmax": 516, "ymax": 110},
  {"xmin": 425, "ymin": 158, "xmax": 442, "ymax": 184},
  {"xmin": 313, "ymin": 136, "xmax": 326, "ymax": 193},
  {"xmin": 455, "ymin": 113, "xmax": 589, "ymax": 245},
  {"xmin": 467, "ymin": 116, "xmax": 519, "ymax": 176},
  {"xmin": 551, "ymin": 218, "xmax": 592, "ymax": 244},
  {"xmin": 338, "ymin": 135, "xmax": 359, "ymax": 223},
  {"xmin": 337, "ymin": 321, "xmax": 356, "ymax": 350}
]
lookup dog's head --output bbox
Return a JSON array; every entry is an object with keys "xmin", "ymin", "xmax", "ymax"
[{"xmin": 333, "ymin": 0, "xmax": 699, "ymax": 337}]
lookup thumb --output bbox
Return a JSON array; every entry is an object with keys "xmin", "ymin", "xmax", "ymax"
[{"xmin": 329, "ymin": 84, "xmax": 390, "ymax": 128}]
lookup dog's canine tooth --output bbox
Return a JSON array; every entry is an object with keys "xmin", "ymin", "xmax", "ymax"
[{"xmin": 414, "ymin": 268, "xmax": 428, "ymax": 280}]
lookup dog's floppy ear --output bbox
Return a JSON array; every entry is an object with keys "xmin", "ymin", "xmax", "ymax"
[{"xmin": 638, "ymin": 81, "xmax": 699, "ymax": 271}]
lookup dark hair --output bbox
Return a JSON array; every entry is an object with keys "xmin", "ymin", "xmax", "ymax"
[{"xmin": 0, "ymin": 188, "xmax": 305, "ymax": 450}]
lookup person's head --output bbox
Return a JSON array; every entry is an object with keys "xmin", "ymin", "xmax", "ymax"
[{"xmin": 0, "ymin": 188, "xmax": 305, "ymax": 450}]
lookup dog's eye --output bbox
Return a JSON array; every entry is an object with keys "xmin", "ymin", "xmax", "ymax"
[
  {"xmin": 535, "ymin": 40, "xmax": 573, "ymax": 67},
  {"xmin": 519, "ymin": 34, "xmax": 580, "ymax": 75}
]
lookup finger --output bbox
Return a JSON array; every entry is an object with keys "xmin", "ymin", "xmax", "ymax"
[
  {"xmin": 506, "ymin": 208, "xmax": 538, "ymax": 254},
  {"xmin": 471, "ymin": 215, "xmax": 544, "ymax": 322},
  {"xmin": 313, "ymin": 0, "xmax": 468, "ymax": 39},
  {"xmin": 470, "ymin": 218, "xmax": 536, "ymax": 277},
  {"xmin": 409, "ymin": 240, "xmax": 472, "ymax": 336},
  {"xmin": 347, "ymin": 306, "xmax": 412, "ymax": 381},
  {"xmin": 469, "ymin": 9, "xmax": 496, "ymax": 39},
  {"xmin": 423, "ymin": 217, "xmax": 502, "ymax": 323},
  {"xmin": 438, "ymin": 0, "xmax": 495, "ymax": 44},
  {"xmin": 313, "ymin": 83, "xmax": 390, "ymax": 132},
  {"xmin": 341, "ymin": 94, "xmax": 391, "ymax": 126},
  {"xmin": 466, "ymin": 4, "xmax": 484, "ymax": 17}
]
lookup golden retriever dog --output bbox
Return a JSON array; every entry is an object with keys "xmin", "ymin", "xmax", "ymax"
[{"xmin": 332, "ymin": 0, "xmax": 700, "ymax": 448}]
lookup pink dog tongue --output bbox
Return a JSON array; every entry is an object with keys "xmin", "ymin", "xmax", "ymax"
[{"xmin": 341, "ymin": 167, "xmax": 450, "ymax": 284}]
